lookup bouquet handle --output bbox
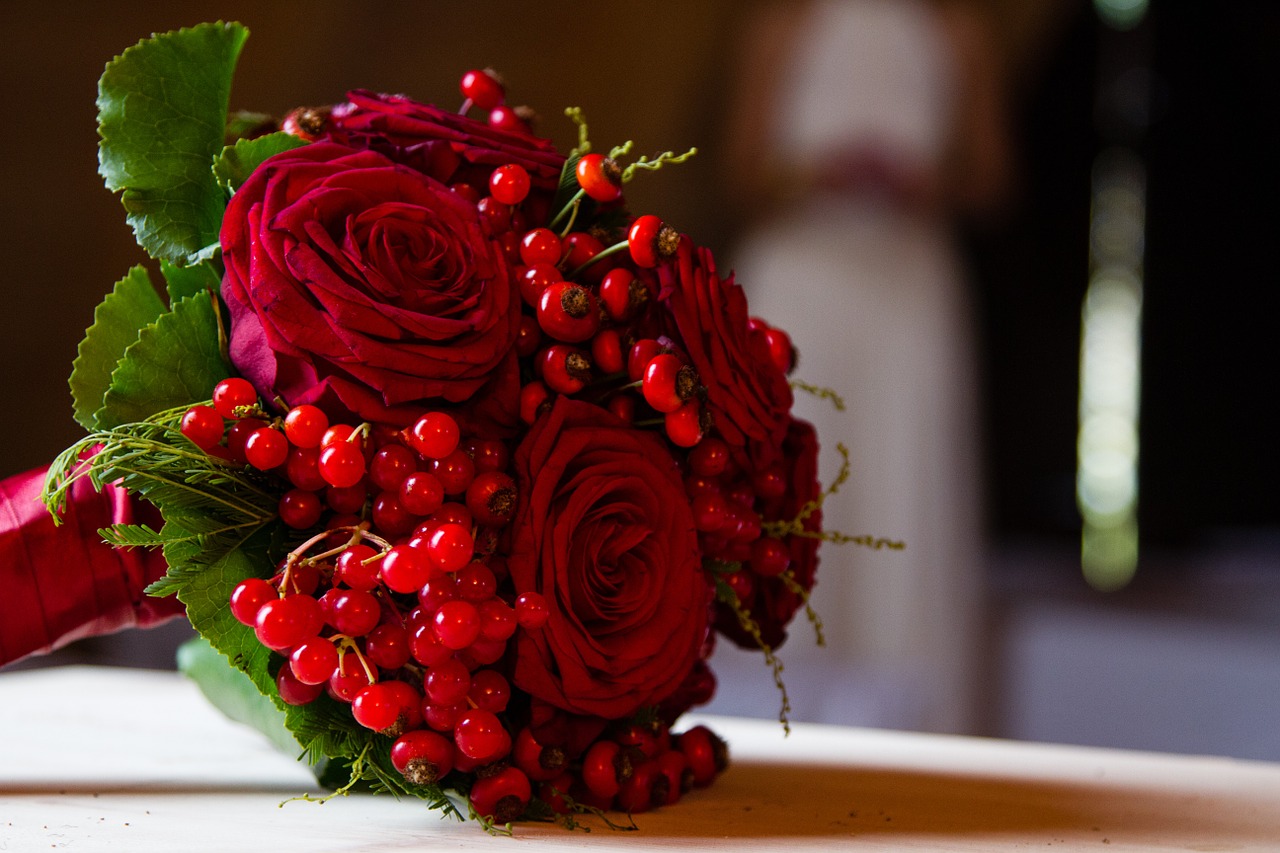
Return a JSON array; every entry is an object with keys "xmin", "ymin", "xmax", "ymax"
[{"xmin": 0, "ymin": 464, "xmax": 181, "ymax": 667}]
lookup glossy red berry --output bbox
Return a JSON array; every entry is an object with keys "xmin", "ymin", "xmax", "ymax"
[
  {"xmin": 465, "ymin": 471, "xmax": 517, "ymax": 527},
  {"xmin": 424, "ymin": 658, "xmax": 472, "ymax": 705},
  {"xmin": 678, "ymin": 725, "xmax": 728, "ymax": 787},
  {"xmin": 379, "ymin": 544, "xmax": 434, "ymax": 594},
  {"xmin": 519, "ymin": 262, "xmax": 561, "ymax": 308},
  {"xmin": 278, "ymin": 488, "xmax": 323, "ymax": 529},
  {"xmin": 290, "ymin": 636, "xmax": 339, "ymax": 685},
  {"xmin": 688, "ymin": 436, "xmax": 731, "ymax": 477},
  {"xmin": 283, "ymin": 405, "xmax": 328, "ymax": 448},
  {"xmin": 627, "ymin": 338, "xmax": 666, "ymax": 382},
  {"xmin": 433, "ymin": 600, "xmax": 481, "ymax": 650},
  {"xmin": 581, "ymin": 740, "xmax": 629, "ymax": 800},
  {"xmin": 665, "ymin": 398, "xmax": 704, "ymax": 448},
  {"xmin": 459, "ymin": 69, "xmax": 504, "ymax": 111},
  {"xmin": 519, "ymin": 227, "xmax": 561, "ymax": 267},
  {"xmin": 488, "ymin": 104, "xmax": 530, "ymax": 134},
  {"xmin": 537, "ymin": 281, "xmax": 600, "ymax": 343},
  {"xmin": 469, "ymin": 766, "xmax": 531, "ymax": 822},
  {"xmin": 276, "ymin": 664, "xmax": 324, "ymax": 706},
  {"xmin": 229, "ymin": 577, "xmax": 276, "ymax": 626},
  {"xmin": 575, "ymin": 152, "xmax": 623, "ymax": 203},
  {"xmin": 590, "ymin": 328, "xmax": 626, "ymax": 375},
  {"xmin": 364, "ymin": 623, "xmax": 411, "ymax": 670},
  {"xmin": 335, "ymin": 543, "xmax": 380, "ymax": 591},
  {"xmin": 489, "ymin": 164, "xmax": 531, "ymax": 206},
  {"xmin": 453, "ymin": 709, "xmax": 512, "ymax": 762},
  {"xmin": 352, "ymin": 680, "xmax": 421, "ymax": 735},
  {"xmin": 392, "ymin": 729, "xmax": 455, "ymax": 785},
  {"xmin": 628, "ymin": 215, "xmax": 680, "ymax": 268},
  {"xmin": 513, "ymin": 728, "xmax": 568, "ymax": 783},
  {"xmin": 514, "ymin": 591, "xmax": 550, "ymax": 629},
  {"xmin": 180, "ymin": 405, "xmax": 224, "ymax": 450},
  {"xmin": 212, "ymin": 377, "xmax": 257, "ymax": 419},
  {"xmin": 749, "ymin": 536, "xmax": 790, "ymax": 577},
  {"xmin": 642, "ymin": 353, "xmax": 694, "ymax": 413},
  {"xmin": 318, "ymin": 441, "xmax": 366, "ymax": 489},
  {"xmin": 430, "ymin": 449, "xmax": 476, "ymax": 496},
  {"xmin": 329, "ymin": 588, "xmax": 382, "ymax": 637},
  {"xmin": 254, "ymin": 594, "xmax": 323, "ymax": 651},
  {"xmin": 519, "ymin": 380, "xmax": 552, "ymax": 425},
  {"xmin": 538, "ymin": 345, "xmax": 592, "ymax": 395},
  {"xmin": 407, "ymin": 412, "xmax": 460, "ymax": 460}
]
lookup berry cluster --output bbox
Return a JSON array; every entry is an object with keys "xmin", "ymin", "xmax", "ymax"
[{"xmin": 182, "ymin": 375, "xmax": 725, "ymax": 822}]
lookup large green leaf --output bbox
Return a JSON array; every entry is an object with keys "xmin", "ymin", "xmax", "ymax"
[
  {"xmin": 69, "ymin": 266, "xmax": 166, "ymax": 430},
  {"xmin": 95, "ymin": 291, "xmax": 230, "ymax": 428},
  {"xmin": 212, "ymin": 132, "xmax": 307, "ymax": 194},
  {"xmin": 160, "ymin": 259, "xmax": 221, "ymax": 303},
  {"xmin": 97, "ymin": 22, "xmax": 249, "ymax": 264}
]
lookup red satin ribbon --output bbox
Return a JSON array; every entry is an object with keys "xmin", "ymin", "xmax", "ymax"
[{"xmin": 0, "ymin": 465, "xmax": 182, "ymax": 667}]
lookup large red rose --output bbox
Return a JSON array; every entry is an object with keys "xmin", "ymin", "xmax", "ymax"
[
  {"xmin": 658, "ymin": 237, "xmax": 793, "ymax": 462},
  {"xmin": 507, "ymin": 397, "xmax": 711, "ymax": 719},
  {"xmin": 715, "ymin": 417, "xmax": 822, "ymax": 650},
  {"xmin": 324, "ymin": 90, "xmax": 564, "ymax": 194},
  {"xmin": 221, "ymin": 141, "xmax": 521, "ymax": 427}
]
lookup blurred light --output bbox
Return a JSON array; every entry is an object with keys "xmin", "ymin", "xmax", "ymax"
[
  {"xmin": 1079, "ymin": 150, "xmax": 1145, "ymax": 591},
  {"xmin": 1095, "ymin": 0, "xmax": 1149, "ymax": 31}
]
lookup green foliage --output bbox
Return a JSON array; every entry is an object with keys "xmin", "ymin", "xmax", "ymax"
[
  {"xmin": 160, "ymin": 259, "xmax": 221, "ymax": 303},
  {"xmin": 212, "ymin": 132, "xmax": 307, "ymax": 194},
  {"xmin": 69, "ymin": 266, "xmax": 166, "ymax": 430},
  {"xmin": 95, "ymin": 292, "xmax": 230, "ymax": 429},
  {"xmin": 97, "ymin": 22, "xmax": 249, "ymax": 263}
]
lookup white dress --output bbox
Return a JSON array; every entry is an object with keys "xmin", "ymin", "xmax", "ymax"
[{"xmin": 701, "ymin": 0, "xmax": 984, "ymax": 734}]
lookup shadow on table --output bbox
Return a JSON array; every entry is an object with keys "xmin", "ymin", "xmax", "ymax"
[{"xmin": 602, "ymin": 759, "xmax": 1270, "ymax": 842}]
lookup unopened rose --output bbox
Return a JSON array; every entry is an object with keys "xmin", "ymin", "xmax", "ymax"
[
  {"xmin": 325, "ymin": 90, "xmax": 564, "ymax": 195},
  {"xmin": 658, "ymin": 237, "xmax": 793, "ymax": 462},
  {"xmin": 221, "ymin": 141, "xmax": 520, "ymax": 427},
  {"xmin": 508, "ymin": 397, "xmax": 711, "ymax": 719}
]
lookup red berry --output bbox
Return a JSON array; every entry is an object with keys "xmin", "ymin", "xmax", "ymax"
[
  {"xmin": 254, "ymin": 594, "xmax": 323, "ymax": 651},
  {"xmin": 286, "ymin": 445, "xmax": 328, "ymax": 491},
  {"xmin": 364, "ymin": 623, "xmax": 411, "ymax": 670},
  {"xmin": 318, "ymin": 441, "xmax": 366, "ymax": 489},
  {"xmin": 433, "ymin": 600, "xmax": 481, "ymax": 649},
  {"xmin": 428, "ymin": 523, "xmax": 474, "ymax": 573},
  {"xmin": 391, "ymin": 729, "xmax": 455, "ymax": 785},
  {"xmin": 678, "ymin": 725, "xmax": 728, "ymax": 787},
  {"xmin": 368, "ymin": 444, "xmax": 416, "ymax": 492},
  {"xmin": 431, "ymin": 449, "xmax": 476, "ymax": 495},
  {"xmin": 372, "ymin": 491, "xmax": 416, "ymax": 537},
  {"xmin": 465, "ymin": 471, "xmax": 517, "ymax": 527},
  {"xmin": 335, "ymin": 544, "xmax": 380, "ymax": 591},
  {"xmin": 581, "ymin": 740, "xmax": 628, "ymax": 799},
  {"xmin": 400, "ymin": 471, "xmax": 446, "ymax": 516},
  {"xmin": 560, "ymin": 231, "xmax": 606, "ymax": 277},
  {"xmin": 749, "ymin": 536, "xmax": 790, "ymax": 577},
  {"xmin": 469, "ymin": 765, "xmax": 531, "ymax": 822},
  {"xmin": 539, "ymin": 345, "xmax": 592, "ymax": 395},
  {"xmin": 379, "ymin": 544, "xmax": 434, "ymax": 594},
  {"xmin": 424, "ymin": 658, "xmax": 472, "ymax": 705},
  {"xmin": 519, "ymin": 380, "xmax": 552, "ymax": 425},
  {"xmin": 487, "ymin": 104, "xmax": 530, "ymax": 134},
  {"xmin": 212, "ymin": 377, "xmax": 256, "ymax": 419},
  {"xmin": 330, "ymin": 588, "xmax": 382, "ymax": 637},
  {"xmin": 283, "ymin": 405, "xmax": 328, "ymax": 448},
  {"xmin": 574, "ymin": 152, "xmax": 623, "ymax": 203},
  {"xmin": 455, "ymin": 563, "xmax": 498, "ymax": 603},
  {"xmin": 642, "ymin": 353, "xmax": 691, "ymax": 413},
  {"xmin": 519, "ymin": 228, "xmax": 562, "ymax": 267},
  {"xmin": 477, "ymin": 196, "xmax": 512, "ymax": 234},
  {"xmin": 453, "ymin": 709, "xmax": 512, "ymax": 762},
  {"xmin": 514, "ymin": 591, "xmax": 550, "ymax": 629},
  {"xmin": 616, "ymin": 759, "xmax": 668, "ymax": 813},
  {"xmin": 352, "ymin": 680, "xmax": 420, "ymax": 735},
  {"xmin": 468, "ymin": 669, "xmax": 510, "ymax": 713},
  {"xmin": 514, "ymin": 728, "xmax": 568, "ymax": 783},
  {"xmin": 278, "ymin": 488, "xmax": 323, "ymax": 529},
  {"xmin": 180, "ymin": 404, "xmax": 224, "ymax": 450},
  {"xmin": 537, "ymin": 281, "xmax": 599, "ymax": 343},
  {"xmin": 463, "ymin": 439, "xmax": 510, "ymax": 474},
  {"xmin": 590, "ymin": 328, "xmax": 626, "ymax": 375},
  {"xmin": 407, "ymin": 412, "xmax": 460, "ymax": 459},
  {"xmin": 290, "ymin": 636, "xmax": 339, "ymax": 685},
  {"xmin": 459, "ymin": 69, "xmax": 504, "ymax": 111},
  {"xmin": 224, "ymin": 417, "xmax": 268, "ymax": 465},
  {"xmin": 627, "ymin": 338, "xmax": 666, "ymax": 382},
  {"xmin": 229, "ymin": 577, "xmax": 276, "ymax": 626},
  {"xmin": 489, "ymin": 164, "xmax": 531, "ymax": 206},
  {"xmin": 277, "ymin": 664, "xmax": 324, "ymax": 706},
  {"xmin": 515, "ymin": 313, "xmax": 542, "ymax": 357},
  {"xmin": 628, "ymin": 215, "xmax": 681, "ymax": 268},
  {"xmin": 665, "ymin": 399, "xmax": 704, "ymax": 448}
]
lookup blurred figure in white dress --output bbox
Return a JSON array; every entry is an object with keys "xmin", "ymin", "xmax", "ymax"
[{"xmin": 701, "ymin": 0, "xmax": 1060, "ymax": 733}]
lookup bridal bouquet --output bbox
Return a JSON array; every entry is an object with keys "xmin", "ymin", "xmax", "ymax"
[{"xmin": 9, "ymin": 21, "xmax": 867, "ymax": 829}]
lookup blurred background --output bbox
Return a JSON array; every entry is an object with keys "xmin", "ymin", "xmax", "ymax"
[{"xmin": 2, "ymin": 1, "xmax": 1277, "ymax": 760}]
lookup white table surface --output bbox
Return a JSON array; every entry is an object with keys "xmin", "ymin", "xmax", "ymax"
[{"xmin": 2, "ymin": 666, "xmax": 1278, "ymax": 851}]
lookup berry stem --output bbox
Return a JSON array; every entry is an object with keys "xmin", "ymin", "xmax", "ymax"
[{"xmin": 566, "ymin": 238, "xmax": 629, "ymax": 279}]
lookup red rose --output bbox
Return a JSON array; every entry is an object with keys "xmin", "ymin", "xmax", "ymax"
[
  {"xmin": 658, "ymin": 237, "xmax": 793, "ymax": 461},
  {"xmin": 716, "ymin": 417, "xmax": 822, "ymax": 650},
  {"xmin": 507, "ymin": 397, "xmax": 711, "ymax": 719},
  {"xmin": 221, "ymin": 142, "xmax": 521, "ymax": 427},
  {"xmin": 325, "ymin": 90, "xmax": 564, "ymax": 194}
]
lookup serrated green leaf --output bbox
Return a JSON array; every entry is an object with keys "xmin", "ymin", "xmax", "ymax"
[
  {"xmin": 95, "ymin": 292, "xmax": 230, "ymax": 428},
  {"xmin": 160, "ymin": 259, "xmax": 221, "ymax": 303},
  {"xmin": 97, "ymin": 22, "xmax": 249, "ymax": 264},
  {"xmin": 69, "ymin": 266, "xmax": 166, "ymax": 431},
  {"xmin": 212, "ymin": 132, "xmax": 307, "ymax": 194}
]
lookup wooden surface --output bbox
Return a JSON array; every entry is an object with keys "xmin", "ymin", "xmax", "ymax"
[{"xmin": 2, "ymin": 666, "xmax": 1278, "ymax": 851}]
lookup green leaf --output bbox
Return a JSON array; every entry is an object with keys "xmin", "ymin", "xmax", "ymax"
[
  {"xmin": 97, "ymin": 22, "xmax": 249, "ymax": 264},
  {"xmin": 95, "ymin": 291, "xmax": 230, "ymax": 428},
  {"xmin": 177, "ymin": 635, "xmax": 301, "ymax": 757},
  {"xmin": 160, "ymin": 260, "xmax": 221, "ymax": 303},
  {"xmin": 69, "ymin": 266, "xmax": 166, "ymax": 431},
  {"xmin": 212, "ymin": 132, "xmax": 307, "ymax": 194}
]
